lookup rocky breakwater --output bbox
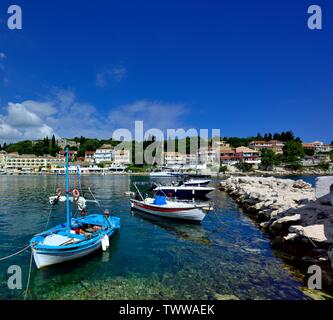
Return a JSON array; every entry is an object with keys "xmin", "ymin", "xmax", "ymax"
[{"xmin": 220, "ymin": 176, "xmax": 333, "ymax": 294}]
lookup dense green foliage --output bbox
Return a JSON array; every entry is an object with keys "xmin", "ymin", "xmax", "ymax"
[
  {"xmin": 285, "ymin": 162, "xmax": 303, "ymax": 171},
  {"xmin": 235, "ymin": 162, "xmax": 254, "ymax": 172},
  {"xmin": 316, "ymin": 162, "xmax": 330, "ymax": 171},
  {"xmin": 304, "ymin": 148, "xmax": 315, "ymax": 157},
  {"xmin": 283, "ymin": 141, "xmax": 305, "ymax": 163},
  {"xmin": 255, "ymin": 130, "xmax": 301, "ymax": 142},
  {"xmin": 2, "ymin": 136, "xmax": 60, "ymax": 156},
  {"xmin": 219, "ymin": 165, "xmax": 228, "ymax": 173},
  {"xmin": 260, "ymin": 149, "xmax": 282, "ymax": 170}
]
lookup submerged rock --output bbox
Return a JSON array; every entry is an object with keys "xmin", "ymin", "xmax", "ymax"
[{"xmin": 213, "ymin": 293, "xmax": 240, "ymax": 300}]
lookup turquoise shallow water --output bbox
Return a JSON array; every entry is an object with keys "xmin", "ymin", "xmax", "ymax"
[{"xmin": 0, "ymin": 175, "xmax": 310, "ymax": 300}]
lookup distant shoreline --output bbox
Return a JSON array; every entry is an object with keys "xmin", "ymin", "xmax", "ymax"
[{"xmin": 1, "ymin": 171, "xmax": 333, "ymax": 178}]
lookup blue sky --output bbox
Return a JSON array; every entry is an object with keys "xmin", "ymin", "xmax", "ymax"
[{"xmin": 0, "ymin": 0, "xmax": 332, "ymax": 142}]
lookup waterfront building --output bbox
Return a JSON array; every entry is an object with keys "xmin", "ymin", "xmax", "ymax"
[
  {"xmin": 198, "ymin": 147, "xmax": 219, "ymax": 165},
  {"xmin": 185, "ymin": 153, "xmax": 198, "ymax": 166},
  {"xmin": 112, "ymin": 149, "xmax": 131, "ymax": 165},
  {"xmin": 57, "ymin": 150, "xmax": 77, "ymax": 161},
  {"xmin": 163, "ymin": 152, "xmax": 186, "ymax": 167},
  {"xmin": 302, "ymin": 141, "xmax": 333, "ymax": 153},
  {"xmin": 220, "ymin": 146, "xmax": 261, "ymax": 165},
  {"xmin": 85, "ymin": 151, "xmax": 96, "ymax": 163},
  {"xmin": 249, "ymin": 140, "xmax": 284, "ymax": 154},
  {"xmin": 5, "ymin": 153, "xmax": 65, "ymax": 172},
  {"xmin": 94, "ymin": 144, "xmax": 113, "ymax": 164}
]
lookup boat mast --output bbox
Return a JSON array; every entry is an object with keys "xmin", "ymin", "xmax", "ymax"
[{"xmin": 66, "ymin": 146, "xmax": 71, "ymax": 234}]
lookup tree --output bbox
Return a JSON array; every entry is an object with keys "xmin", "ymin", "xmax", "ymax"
[
  {"xmin": 256, "ymin": 133, "xmax": 263, "ymax": 140},
  {"xmin": 330, "ymin": 150, "xmax": 333, "ymax": 161},
  {"xmin": 51, "ymin": 135, "xmax": 56, "ymax": 148},
  {"xmin": 235, "ymin": 162, "xmax": 253, "ymax": 172},
  {"xmin": 219, "ymin": 165, "xmax": 228, "ymax": 173},
  {"xmin": 260, "ymin": 149, "xmax": 281, "ymax": 170},
  {"xmin": 304, "ymin": 148, "xmax": 315, "ymax": 157},
  {"xmin": 283, "ymin": 140, "xmax": 305, "ymax": 163}
]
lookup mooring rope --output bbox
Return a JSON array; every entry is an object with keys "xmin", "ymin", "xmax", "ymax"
[
  {"xmin": 0, "ymin": 245, "xmax": 31, "ymax": 262},
  {"xmin": 23, "ymin": 249, "xmax": 33, "ymax": 300}
]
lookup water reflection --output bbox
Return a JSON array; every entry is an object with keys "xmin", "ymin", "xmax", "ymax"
[{"xmin": 131, "ymin": 210, "xmax": 211, "ymax": 246}]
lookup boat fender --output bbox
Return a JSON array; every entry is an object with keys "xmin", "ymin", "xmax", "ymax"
[
  {"xmin": 72, "ymin": 189, "xmax": 80, "ymax": 200},
  {"xmin": 101, "ymin": 235, "xmax": 109, "ymax": 251},
  {"xmin": 104, "ymin": 234, "xmax": 110, "ymax": 248}
]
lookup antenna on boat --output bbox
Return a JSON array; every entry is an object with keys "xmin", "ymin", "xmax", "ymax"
[
  {"xmin": 65, "ymin": 146, "xmax": 71, "ymax": 235},
  {"xmin": 133, "ymin": 183, "xmax": 144, "ymax": 201}
]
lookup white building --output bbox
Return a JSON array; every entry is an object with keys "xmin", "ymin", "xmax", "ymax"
[
  {"xmin": 303, "ymin": 141, "xmax": 333, "ymax": 153},
  {"xmin": 249, "ymin": 140, "xmax": 284, "ymax": 154},
  {"xmin": 94, "ymin": 144, "xmax": 113, "ymax": 164},
  {"xmin": 163, "ymin": 152, "xmax": 186, "ymax": 167},
  {"xmin": 112, "ymin": 149, "xmax": 131, "ymax": 165},
  {"xmin": 198, "ymin": 147, "xmax": 219, "ymax": 165},
  {"xmin": 85, "ymin": 151, "xmax": 96, "ymax": 163},
  {"xmin": 5, "ymin": 153, "xmax": 65, "ymax": 172},
  {"xmin": 185, "ymin": 154, "xmax": 198, "ymax": 166}
]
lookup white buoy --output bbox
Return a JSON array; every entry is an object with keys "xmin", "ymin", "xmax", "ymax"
[
  {"xmin": 101, "ymin": 236, "xmax": 107, "ymax": 251},
  {"xmin": 104, "ymin": 235, "xmax": 110, "ymax": 248}
]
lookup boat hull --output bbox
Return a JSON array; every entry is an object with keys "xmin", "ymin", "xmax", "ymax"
[
  {"xmin": 30, "ymin": 215, "xmax": 120, "ymax": 269},
  {"xmin": 32, "ymin": 239, "xmax": 102, "ymax": 269},
  {"xmin": 130, "ymin": 200, "xmax": 206, "ymax": 222}
]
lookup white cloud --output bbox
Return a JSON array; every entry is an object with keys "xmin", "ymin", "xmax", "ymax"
[
  {"xmin": 22, "ymin": 100, "xmax": 56, "ymax": 117},
  {"xmin": 7, "ymin": 103, "xmax": 44, "ymax": 127},
  {"xmin": 0, "ymin": 52, "xmax": 6, "ymax": 60},
  {"xmin": 0, "ymin": 121, "xmax": 22, "ymax": 140},
  {"xmin": 110, "ymin": 65, "xmax": 127, "ymax": 82},
  {"xmin": 96, "ymin": 73, "xmax": 107, "ymax": 88},
  {"xmin": 0, "ymin": 89, "xmax": 189, "ymax": 143},
  {"xmin": 96, "ymin": 65, "xmax": 127, "ymax": 87}
]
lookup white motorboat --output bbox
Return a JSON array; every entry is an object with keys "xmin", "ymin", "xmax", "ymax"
[
  {"xmin": 130, "ymin": 196, "xmax": 208, "ymax": 223},
  {"xmin": 150, "ymin": 171, "xmax": 183, "ymax": 177},
  {"xmin": 183, "ymin": 179, "xmax": 211, "ymax": 187},
  {"xmin": 153, "ymin": 184, "xmax": 215, "ymax": 199}
]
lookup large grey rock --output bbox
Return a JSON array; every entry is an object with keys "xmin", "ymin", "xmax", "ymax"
[
  {"xmin": 289, "ymin": 224, "xmax": 328, "ymax": 243},
  {"xmin": 316, "ymin": 176, "xmax": 333, "ymax": 199},
  {"xmin": 271, "ymin": 214, "xmax": 301, "ymax": 231}
]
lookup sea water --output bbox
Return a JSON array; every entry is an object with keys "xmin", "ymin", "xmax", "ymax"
[{"xmin": 0, "ymin": 175, "xmax": 309, "ymax": 300}]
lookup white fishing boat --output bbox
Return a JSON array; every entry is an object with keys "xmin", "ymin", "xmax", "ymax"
[
  {"xmin": 130, "ymin": 196, "xmax": 208, "ymax": 222},
  {"xmin": 130, "ymin": 184, "xmax": 210, "ymax": 222}
]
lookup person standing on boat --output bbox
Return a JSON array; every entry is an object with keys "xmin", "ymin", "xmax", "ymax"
[{"xmin": 73, "ymin": 189, "xmax": 87, "ymax": 215}]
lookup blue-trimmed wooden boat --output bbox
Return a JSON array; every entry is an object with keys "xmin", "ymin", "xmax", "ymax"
[{"xmin": 30, "ymin": 147, "xmax": 120, "ymax": 269}]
